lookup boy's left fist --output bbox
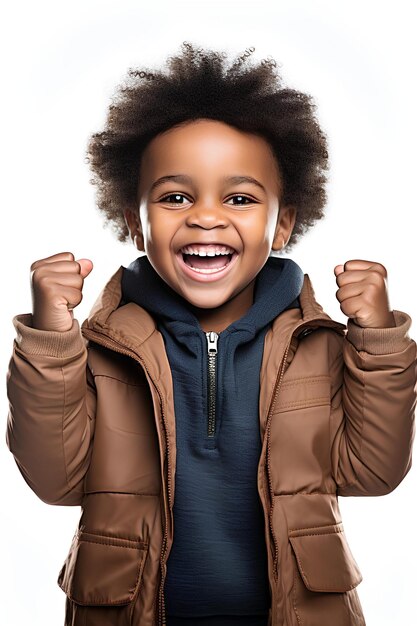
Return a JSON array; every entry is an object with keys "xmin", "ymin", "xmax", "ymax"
[{"xmin": 334, "ymin": 260, "xmax": 396, "ymax": 329}]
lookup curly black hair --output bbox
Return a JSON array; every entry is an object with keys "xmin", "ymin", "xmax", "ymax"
[{"xmin": 87, "ymin": 41, "xmax": 329, "ymax": 251}]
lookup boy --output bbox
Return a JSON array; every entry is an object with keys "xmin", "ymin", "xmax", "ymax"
[{"xmin": 6, "ymin": 42, "xmax": 417, "ymax": 626}]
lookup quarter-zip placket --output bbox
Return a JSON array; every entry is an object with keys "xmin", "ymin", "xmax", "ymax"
[{"xmin": 205, "ymin": 331, "xmax": 219, "ymax": 438}]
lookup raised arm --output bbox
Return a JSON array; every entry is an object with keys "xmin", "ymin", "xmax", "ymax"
[
  {"xmin": 6, "ymin": 251, "xmax": 96, "ymax": 505},
  {"xmin": 329, "ymin": 260, "xmax": 417, "ymax": 496},
  {"xmin": 6, "ymin": 314, "xmax": 96, "ymax": 505}
]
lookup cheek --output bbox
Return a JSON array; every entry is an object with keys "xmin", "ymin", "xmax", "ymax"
[
  {"xmin": 143, "ymin": 212, "xmax": 163, "ymax": 243},
  {"xmin": 239, "ymin": 214, "xmax": 272, "ymax": 246},
  {"xmin": 146, "ymin": 216, "xmax": 176, "ymax": 254}
]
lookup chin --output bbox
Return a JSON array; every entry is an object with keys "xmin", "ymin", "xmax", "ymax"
[{"xmin": 185, "ymin": 295, "xmax": 227, "ymax": 311}]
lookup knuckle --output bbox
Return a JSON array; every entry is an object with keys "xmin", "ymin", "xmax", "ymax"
[
  {"xmin": 30, "ymin": 261, "xmax": 47, "ymax": 275},
  {"xmin": 68, "ymin": 260, "xmax": 81, "ymax": 274},
  {"xmin": 373, "ymin": 262, "xmax": 387, "ymax": 275},
  {"xmin": 75, "ymin": 274, "xmax": 83, "ymax": 287},
  {"xmin": 370, "ymin": 273, "xmax": 384, "ymax": 287},
  {"xmin": 72, "ymin": 290, "xmax": 83, "ymax": 306},
  {"xmin": 38, "ymin": 275, "xmax": 53, "ymax": 291},
  {"xmin": 33, "ymin": 271, "xmax": 42, "ymax": 283},
  {"xmin": 344, "ymin": 259, "xmax": 358, "ymax": 270}
]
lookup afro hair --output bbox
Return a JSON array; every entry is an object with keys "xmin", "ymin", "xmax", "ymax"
[{"xmin": 87, "ymin": 42, "xmax": 329, "ymax": 251}]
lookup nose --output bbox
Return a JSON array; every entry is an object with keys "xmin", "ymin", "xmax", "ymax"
[{"xmin": 185, "ymin": 200, "xmax": 229, "ymax": 229}]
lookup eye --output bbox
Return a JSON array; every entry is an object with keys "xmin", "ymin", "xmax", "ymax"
[
  {"xmin": 159, "ymin": 193, "xmax": 190, "ymax": 206},
  {"xmin": 225, "ymin": 195, "xmax": 256, "ymax": 206}
]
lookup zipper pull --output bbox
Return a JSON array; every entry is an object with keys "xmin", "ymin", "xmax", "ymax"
[{"xmin": 206, "ymin": 331, "xmax": 219, "ymax": 355}]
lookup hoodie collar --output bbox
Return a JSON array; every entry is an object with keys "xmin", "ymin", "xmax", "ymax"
[
  {"xmin": 81, "ymin": 258, "xmax": 346, "ymax": 352},
  {"xmin": 120, "ymin": 254, "xmax": 304, "ymax": 337}
]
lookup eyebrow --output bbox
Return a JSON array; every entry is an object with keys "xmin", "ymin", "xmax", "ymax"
[{"xmin": 149, "ymin": 174, "xmax": 266, "ymax": 194}]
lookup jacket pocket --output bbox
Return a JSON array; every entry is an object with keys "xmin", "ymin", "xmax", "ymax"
[
  {"xmin": 274, "ymin": 375, "xmax": 331, "ymax": 413},
  {"xmin": 57, "ymin": 529, "xmax": 149, "ymax": 606},
  {"xmin": 287, "ymin": 523, "xmax": 365, "ymax": 625},
  {"xmin": 288, "ymin": 522, "xmax": 362, "ymax": 592}
]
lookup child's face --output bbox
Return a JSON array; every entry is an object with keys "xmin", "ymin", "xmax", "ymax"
[{"xmin": 124, "ymin": 119, "xmax": 295, "ymax": 324}]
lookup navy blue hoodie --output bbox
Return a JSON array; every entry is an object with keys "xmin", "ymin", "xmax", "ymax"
[{"xmin": 121, "ymin": 255, "xmax": 304, "ymax": 625}]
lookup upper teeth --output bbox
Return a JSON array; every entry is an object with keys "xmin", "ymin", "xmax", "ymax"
[{"xmin": 180, "ymin": 245, "xmax": 235, "ymax": 256}]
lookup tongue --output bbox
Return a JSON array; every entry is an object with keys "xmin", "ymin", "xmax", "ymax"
[{"xmin": 184, "ymin": 254, "xmax": 232, "ymax": 270}]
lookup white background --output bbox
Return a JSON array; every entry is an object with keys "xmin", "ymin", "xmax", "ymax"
[{"xmin": 1, "ymin": 1, "xmax": 416, "ymax": 624}]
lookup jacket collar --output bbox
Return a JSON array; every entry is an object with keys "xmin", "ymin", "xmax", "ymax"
[{"xmin": 82, "ymin": 263, "xmax": 344, "ymax": 344}]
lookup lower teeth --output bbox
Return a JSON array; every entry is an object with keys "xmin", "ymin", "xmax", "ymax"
[{"xmin": 188, "ymin": 263, "xmax": 229, "ymax": 274}]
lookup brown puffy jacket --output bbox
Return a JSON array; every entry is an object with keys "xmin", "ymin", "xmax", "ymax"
[{"xmin": 6, "ymin": 266, "xmax": 417, "ymax": 626}]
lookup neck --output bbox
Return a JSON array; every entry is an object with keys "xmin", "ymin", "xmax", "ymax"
[{"xmin": 189, "ymin": 279, "xmax": 255, "ymax": 334}]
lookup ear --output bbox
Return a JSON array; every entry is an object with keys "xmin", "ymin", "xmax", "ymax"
[
  {"xmin": 271, "ymin": 205, "xmax": 297, "ymax": 251},
  {"xmin": 123, "ymin": 208, "xmax": 145, "ymax": 252}
]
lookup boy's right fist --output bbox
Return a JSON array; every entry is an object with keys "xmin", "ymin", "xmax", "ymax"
[{"xmin": 30, "ymin": 252, "xmax": 93, "ymax": 332}]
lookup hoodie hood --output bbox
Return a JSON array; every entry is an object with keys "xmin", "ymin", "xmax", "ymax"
[{"xmin": 120, "ymin": 254, "xmax": 304, "ymax": 337}]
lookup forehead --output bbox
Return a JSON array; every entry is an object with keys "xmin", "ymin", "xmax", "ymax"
[{"xmin": 139, "ymin": 119, "xmax": 281, "ymax": 192}]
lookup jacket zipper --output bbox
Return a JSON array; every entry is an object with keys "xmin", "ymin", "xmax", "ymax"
[
  {"xmin": 265, "ymin": 339, "xmax": 292, "ymax": 590},
  {"xmin": 205, "ymin": 331, "xmax": 219, "ymax": 437},
  {"xmin": 264, "ymin": 317, "xmax": 346, "ymax": 620},
  {"xmin": 80, "ymin": 327, "xmax": 170, "ymax": 626}
]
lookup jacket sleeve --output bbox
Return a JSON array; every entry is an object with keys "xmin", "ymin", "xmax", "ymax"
[
  {"xmin": 5, "ymin": 313, "xmax": 96, "ymax": 506},
  {"xmin": 331, "ymin": 309, "xmax": 417, "ymax": 496}
]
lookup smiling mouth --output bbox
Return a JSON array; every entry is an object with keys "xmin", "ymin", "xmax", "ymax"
[{"xmin": 181, "ymin": 251, "xmax": 235, "ymax": 273}]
